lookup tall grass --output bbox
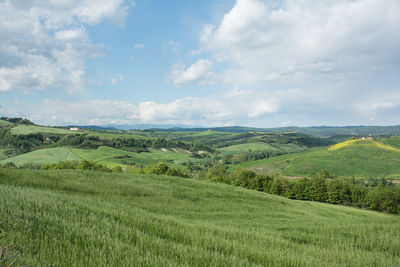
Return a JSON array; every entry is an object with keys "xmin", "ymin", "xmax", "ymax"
[{"xmin": 1, "ymin": 168, "xmax": 400, "ymax": 266}]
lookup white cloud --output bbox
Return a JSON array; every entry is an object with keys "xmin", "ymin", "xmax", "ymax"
[
  {"xmin": 162, "ymin": 41, "xmax": 180, "ymax": 53},
  {"xmin": 134, "ymin": 43, "xmax": 145, "ymax": 49},
  {"xmin": 169, "ymin": 59, "xmax": 217, "ymax": 86},
  {"xmin": 110, "ymin": 74, "xmax": 124, "ymax": 85},
  {"xmin": 354, "ymin": 91, "xmax": 400, "ymax": 120},
  {"xmin": 1, "ymin": 90, "xmax": 285, "ymax": 126},
  {"xmin": 200, "ymin": 0, "xmax": 400, "ymax": 84},
  {"xmin": 0, "ymin": 0, "xmax": 131, "ymax": 92},
  {"xmin": 225, "ymin": 87, "xmax": 252, "ymax": 99}
]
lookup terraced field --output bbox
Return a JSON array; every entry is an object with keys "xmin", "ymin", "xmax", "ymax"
[{"xmin": 1, "ymin": 168, "xmax": 399, "ymax": 266}]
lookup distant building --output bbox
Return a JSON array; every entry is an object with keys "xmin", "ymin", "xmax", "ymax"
[
  {"xmin": 69, "ymin": 127, "xmax": 79, "ymax": 131},
  {"xmin": 362, "ymin": 136, "xmax": 373, "ymax": 140}
]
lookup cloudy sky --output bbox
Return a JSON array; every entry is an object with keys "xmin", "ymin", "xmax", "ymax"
[{"xmin": 1, "ymin": 0, "xmax": 400, "ymax": 127}]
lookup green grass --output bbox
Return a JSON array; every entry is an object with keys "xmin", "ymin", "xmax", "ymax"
[
  {"xmin": 0, "ymin": 149, "xmax": 8, "ymax": 161},
  {"xmin": 10, "ymin": 125, "xmax": 74, "ymax": 135},
  {"xmin": 0, "ymin": 119, "xmax": 13, "ymax": 126},
  {"xmin": 72, "ymin": 146, "xmax": 197, "ymax": 166},
  {"xmin": 218, "ymin": 142, "xmax": 305, "ymax": 155},
  {"xmin": 381, "ymin": 136, "xmax": 400, "ymax": 149},
  {"xmin": 0, "ymin": 147, "xmax": 80, "ymax": 167},
  {"xmin": 241, "ymin": 140, "xmax": 400, "ymax": 178},
  {"xmin": 0, "ymin": 168, "xmax": 399, "ymax": 266}
]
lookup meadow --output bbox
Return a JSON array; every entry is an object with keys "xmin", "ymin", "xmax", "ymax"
[
  {"xmin": 217, "ymin": 142, "xmax": 305, "ymax": 155},
  {"xmin": 1, "ymin": 168, "xmax": 400, "ymax": 266},
  {"xmin": 0, "ymin": 120, "xmax": 13, "ymax": 126},
  {"xmin": 72, "ymin": 146, "xmax": 197, "ymax": 166},
  {"xmin": 240, "ymin": 140, "xmax": 400, "ymax": 179},
  {"xmin": 0, "ymin": 147, "xmax": 80, "ymax": 167},
  {"xmin": 10, "ymin": 125, "xmax": 74, "ymax": 135},
  {"xmin": 0, "ymin": 149, "xmax": 8, "ymax": 161}
]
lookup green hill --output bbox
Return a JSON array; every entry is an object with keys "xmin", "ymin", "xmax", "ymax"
[
  {"xmin": 0, "ymin": 147, "xmax": 80, "ymax": 167},
  {"xmin": 1, "ymin": 168, "xmax": 400, "ymax": 266},
  {"xmin": 0, "ymin": 119, "xmax": 13, "ymax": 126},
  {"xmin": 218, "ymin": 142, "xmax": 305, "ymax": 155},
  {"xmin": 242, "ymin": 139, "xmax": 400, "ymax": 179},
  {"xmin": 72, "ymin": 146, "xmax": 197, "ymax": 167},
  {"xmin": 10, "ymin": 124, "xmax": 74, "ymax": 135}
]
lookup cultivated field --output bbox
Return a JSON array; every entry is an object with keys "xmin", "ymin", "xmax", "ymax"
[
  {"xmin": 0, "ymin": 120, "xmax": 13, "ymax": 126},
  {"xmin": 0, "ymin": 147, "xmax": 80, "ymax": 167},
  {"xmin": 218, "ymin": 142, "xmax": 305, "ymax": 155},
  {"xmin": 241, "ymin": 140, "xmax": 400, "ymax": 179},
  {"xmin": 0, "ymin": 149, "xmax": 8, "ymax": 161},
  {"xmin": 1, "ymin": 168, "xmax": 399, "ymax": 266},
  {"xmin": 10, "ymin": 125, "xmax": 74, "ymax": 135}
]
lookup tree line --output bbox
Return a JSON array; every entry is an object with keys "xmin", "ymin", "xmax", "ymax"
[
  {"xmin": 0, "ymin": 128, "xmax": 213, "ymax": 156},
  {"xmin": 205, "ymin": 165, "xmax": 400, "ymax": 214}
]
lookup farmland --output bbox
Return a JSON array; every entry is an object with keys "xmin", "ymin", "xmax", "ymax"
[
  {"xmin": 0, "ymin": 147, "xmax": 80, "ymax": 167},
  {"xmin": 1, "ymin": 168, "xmax": 400, "ymax": 266},
  {"xmin": 218, "ymin": 142, "xmax": 305, "ymax": 155},
  {"xmin": 241, "ymin": 139, "xmax": 400, "ymax": 179}
]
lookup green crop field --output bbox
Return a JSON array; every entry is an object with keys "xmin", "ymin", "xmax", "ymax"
[
  {"xmin": 241, "ymin": 140, "xmax": 400, "ymax": 179},
  {"xmin": 218, "ymin": 142, "xmax": 305, "ymax": 155},
  {"xmin": 72, "ymin": 146, "xmax": 197, "ymax": 167},
  {"xmin": 0, "ymin": 119, "xmax": 13, "ymax": 126},
  {"xmin": 0, "ymin": 147, "xmax": 81, "ymax": 167},
  {"xmin": 0, "ymin": 149, "xmax": 8, "ymax": 160},
  {"xmin": 10, "ymin": 125, "xmax": 74, "ymax": 135},
  {"xmin": 381, "ymin": 136, "xmax": 400, "ymax": 149},
  {"xmin": 0, "ymin": 168, "xmax": 399, "ymax": 266}
]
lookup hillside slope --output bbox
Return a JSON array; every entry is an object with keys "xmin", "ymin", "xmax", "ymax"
[
  {"xmin": 242, "ymin": 139, "xmax": 400, "ymax": 178},
  {"xmin": 1, "ymin": 168, "xmax": 399, "ymax": 266},
  {"xmin": 0, "ymin": 147, "xmax": 80, "ymax": 167}
]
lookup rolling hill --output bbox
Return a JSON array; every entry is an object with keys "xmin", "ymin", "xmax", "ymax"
[
  {"xmin": 0, "ymin": 119, "xmax": 13, "ymax": 126},
  {"xmin": 1, "ymin": 168, "xmax": 399, "ymax": 266},
  {"xmin": 241, "ymin": 139, "xmax": 400, "ymax": 179},
  {"xmin": 0, "ymin": 147, "xmax": 80, "ymax": 167}
]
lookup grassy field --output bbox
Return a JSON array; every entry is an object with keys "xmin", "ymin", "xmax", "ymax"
[
  {"xmin": 381, "ymin": 136, "xmax": 400, "ymax": 149},
  {"xmin": 72, "ymin": 146, "xmax": 197, "ymax": 166},
  {"xmin": 10, "ymin": 125, "xmax": 74, "ymax": 135},
  {"xmin": 0, "ymin": 149, "xmax": 8, "ymax": 161},
  {"xmin": 240, "ymin": 140, "xmax": 400, "ymax": 179},
  {"xmin": 0, "ymin": 147, "xmax": 80, "ymax": 167},
  {"xmin": 0, "ymin": 119, "xmax": 13, "ymax": 126},
  {"xmin": 0, "ymin": 168, "xmax": 399, "ymax": 266},
  {"xmin": 0, "ymin": 145, "xmax": 200, "ymax": 168},
  {"xmin": 218, "ymin": 142, "xmax": 305, "ymax": 155}
]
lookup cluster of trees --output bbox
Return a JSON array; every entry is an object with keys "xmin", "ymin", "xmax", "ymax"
[
  {"xmin": 0, "ymin": 128, "xmax": 53, "ymax": 155},
  {"xmin": 39, "ymin": 160, "xmax": 189, "ymax": 178},
  {"xmin": 206, "ymin": 165, "xmax": 400, "ymax": 214},
  {"xmin": 0, "ymin": 127, "xmax": 213, "ymax": 157},
  {"xmin": 0, "ymin": 117, "xmax": 34, "ymax": 125},
  {"xmin": 222, "ymin": 150, "xmax": 293, "ymax": 164}
]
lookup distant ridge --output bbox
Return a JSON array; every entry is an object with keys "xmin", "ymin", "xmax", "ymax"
[
  {"xmin": 67, "ymin": 124, "xmax": 400, "ymax": 137},
  {"xmin": 147, "ymin": 125, "xmax": 400, "ymax": 137}
]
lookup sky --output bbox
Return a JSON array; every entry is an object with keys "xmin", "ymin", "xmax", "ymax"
[{"xmin": 1, "ymin": 0, "xmax": 400, "ymax": 127}]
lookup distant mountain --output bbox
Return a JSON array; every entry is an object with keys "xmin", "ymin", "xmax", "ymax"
[
  {"xmin": 147, "ymin": 125, "xmax": 400, "ymax": 137},
  {"xmin": 40, "ymin": 122, "xmax": 400, "ymax": 137}
]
